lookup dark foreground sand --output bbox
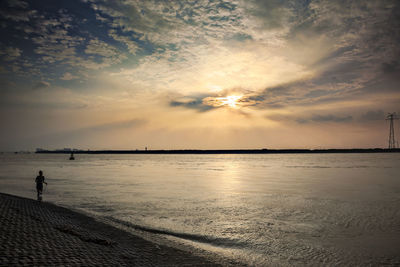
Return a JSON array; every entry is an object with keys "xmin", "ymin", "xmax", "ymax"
[{"xmin": 0, "ymin": 193, "xmax": 222, "ymax": 266}]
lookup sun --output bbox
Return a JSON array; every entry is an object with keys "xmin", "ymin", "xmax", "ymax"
[
  {"xmin": 202, "ymin": 94, "xmax": 244, "ymax": 109},
  {"xmin": 220, "ymin": 95, "xmax": 242, "ymax": 108}
]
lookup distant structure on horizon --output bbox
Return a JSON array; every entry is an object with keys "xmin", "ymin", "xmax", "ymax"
[{"xmin": 386, "ymin": 113, "xmax": 399, "ymax": 149}]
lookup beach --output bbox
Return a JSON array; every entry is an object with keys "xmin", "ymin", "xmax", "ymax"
[{"xmin": 0, "ymin": 193, "xmax": 224, "ymax": 266}]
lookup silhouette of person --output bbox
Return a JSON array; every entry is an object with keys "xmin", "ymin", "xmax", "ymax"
[{"xmin": 35, "ymin": 170, "xmax": 47, "ymax": 201}]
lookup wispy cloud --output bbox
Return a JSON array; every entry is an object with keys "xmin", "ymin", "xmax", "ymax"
[
  {"xmin": 60, "ymin": 72, "xmax": 79, "ymax": 81},
  {"xmin": 360, "ymin": 110, "xmax": 385, "ymax": 122},
  {"xmin": 170, "ymin": 95, "xmax": 215, "ymax": 112},
  {"xmin": 0, "ymin": 46, "xmax": 21, "ymax": 61},
  {"xmin": 298, "ymin": 114, "xmax": 353, "ymax": 124},
  {"xmin": 32, "ymin": 81, "xmax": 50, "ymax": 90}
]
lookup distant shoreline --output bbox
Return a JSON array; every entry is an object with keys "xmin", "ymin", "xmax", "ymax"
[{"xmin": 35, "ymin": 148, "xmax": 400, "ymax": 154}]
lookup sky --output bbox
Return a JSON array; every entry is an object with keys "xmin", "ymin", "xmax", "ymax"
[{"xmin": 0, "ymin": 0, "xmax": 399, "ymax": 151}]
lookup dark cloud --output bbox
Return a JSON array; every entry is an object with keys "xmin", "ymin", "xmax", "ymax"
[
  {"xmin": 89, "ymin": 0, "xmax": 173, "ymax": 35},
  {"xmin": 360, "ymin": 110, "xmax": 385, "ymax": 121},
  {"xmin": 382, "ymin": 61, "xmax": 399, "ymax": 74},
  {"xmin": 0, "ymin": 4, "xmax": 35, "ymax": 22},
  {"xmin": 307, "ymin": 114, "xmax": 353, "ymax": 123},
  {"xmin": 248, "ymin": 50, "xmax": 399, "ymax": 109},
  {"xmin": 246, "ymin": 0, "xmax": 292, "ymax": 29},
  {"xmin": 32, "ymin": 81, "xmax": 50, "ymax": 90},
  {"xmin": 0, "ymin": 0, "xmax": 137, "ymax": 84},
  {"xmin": 7, "ymin": 0, "xmax": 29, "ymax": 9},
  {"xmin": 268, "ymin": 110, "xmax": 394, "ymax": 125},
  {"xmin": 245, "ymin": 83, "xmax": 296, "ymax": 108},
  {"xmin": 287, "ymin": 0, "xmax": 400, "ymax": 98},
  {"xmin": 267, "ymin": 113, "xmax": 353, "ymax": 124},
  {"xmin": 243, "ymin": 80, "xmax": 341, "ymax": 109},
  {"xmin": 304, "ymin": 89, "xmax": 332, "ymax": 98},
  {"xmin": 225, "ymin": 33, "xmax": 253, "ymax": 42},
  {"xmin": 170, "ymin": 96, "xmax": 215, "ymax": 112}
]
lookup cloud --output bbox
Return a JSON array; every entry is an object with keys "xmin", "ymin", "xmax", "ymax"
[
  {"xmin": 306, "ymin": 114, "xmax": 353, "ymax": 123},
  {"xmin": 267, "ymin": 113, "xmax": 353, "ymax": 124},
  {"xmin": 32, "ymin": 81, "xmax": 50, "ymax": 90},
  {"xmin": 29, "ymin": 15, "xmax": 84, "ymax": 67},
  {"xmin": 360, "ymin": 110, "xmax": 385, "ymax": 121},
  {"xmin": 88, "ymin": 0, "xmax": 186, "ymax": 43},
  {"xmin": 0, "ymin": 46, "xmax": 21, "ymax": 61},
  {"xmin": 108, "ymin": 29, "xmax": 139, "ymax": 55},
  {"xmin": 85, "ymin": 38, "xmax": 119, "ymax": 58},
  {"xmin": 0, "ymin": 8, "xmax": 36, "ymax": 22},
  {"xmin": 60, "ymin": 72, "xmax": 79, "ymax": 80},
  {"xmin": 382, "ymin": 61, "xmax": 399, "ymax": 74},
  {"xmin": 0, "ymin": 2, "xmax": 133, "ymax": 80},
  {"xmin": 6, "ymin": 0, "xmax": 28, "ymax": 9},
  {"xmin": 242, "ymin": 0, "xmax": 293, "ymax": 29},
  {"xmin": 170, "ymin": 95, "xmax": 215, "ymax": 112}
]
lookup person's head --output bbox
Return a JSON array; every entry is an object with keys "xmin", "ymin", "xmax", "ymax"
[{"xmin": 39, "ymin": 170, "xmax": 43, "ymax": 175}]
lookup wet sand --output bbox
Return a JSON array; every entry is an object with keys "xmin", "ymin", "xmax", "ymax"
[{"xmin": 0, "ymin": 193, "xmax": 222, "ymax": 266}]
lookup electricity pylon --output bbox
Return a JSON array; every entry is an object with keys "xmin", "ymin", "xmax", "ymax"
[{"xmin": 386, "ymin": 113, "xmax": 399, "ymax": 149}]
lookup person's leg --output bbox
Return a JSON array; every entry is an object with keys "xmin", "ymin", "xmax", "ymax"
[{"xmin": 37, "ymin": 185, "xmax": 42, "ymax": 201}]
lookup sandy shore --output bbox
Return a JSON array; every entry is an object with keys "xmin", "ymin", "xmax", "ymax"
[{"xmin": 0, "ymin": 193, "xmax": 223, "ymax": 266}]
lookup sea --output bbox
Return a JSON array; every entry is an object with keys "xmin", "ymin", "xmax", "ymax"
[{"xmin": 1, "ymin": 153, "xmax": 400, "ymax": 266}]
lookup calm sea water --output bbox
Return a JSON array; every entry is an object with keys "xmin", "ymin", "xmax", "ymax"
[{"xmin": 1, "ymin": 153, "xmax": 400, "ymax": 265}]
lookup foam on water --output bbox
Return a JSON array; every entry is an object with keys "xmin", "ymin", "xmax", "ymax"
[{"xmin": 1, "ymin": 153, "xmax": 400, "ymax": 265}]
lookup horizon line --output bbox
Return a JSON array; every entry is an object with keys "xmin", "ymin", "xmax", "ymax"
[{"xmin": 33, "ymin": 148, "xmax": 400, "ymax": 154}]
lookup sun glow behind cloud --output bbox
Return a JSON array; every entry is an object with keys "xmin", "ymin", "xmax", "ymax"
[{"xmin": 203, "ymin": 95, "xmax": 244, "ymax": 109}]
